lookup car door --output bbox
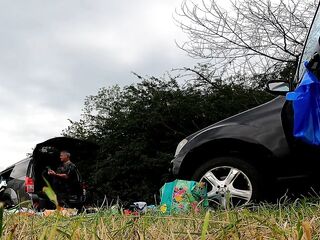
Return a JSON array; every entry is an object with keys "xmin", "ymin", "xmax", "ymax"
[{"xmin": 281, "ymin": 2, "xmax": 320, "ymax": 177}]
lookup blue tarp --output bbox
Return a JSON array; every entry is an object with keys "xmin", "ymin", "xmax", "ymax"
[{"xmin": 286, "ymin": 61, "xmax": 320, "ymax": 145}]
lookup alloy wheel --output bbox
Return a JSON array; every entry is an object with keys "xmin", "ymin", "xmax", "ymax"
[{"xmin": 200, "ymin": 166, "xmax": 253, "ymax": 208}]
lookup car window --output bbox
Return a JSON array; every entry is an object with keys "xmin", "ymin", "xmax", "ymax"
[
  {"xmin": 0, "ymin": 167, "xmax": 14, "ymax": 181},
  {"xmin": 10, "ymin": 159, "xmax": 30, "ymax": 179},
  {"xmin": 298, "ymin": 5, "xmax": 320, "ymax": 81}
]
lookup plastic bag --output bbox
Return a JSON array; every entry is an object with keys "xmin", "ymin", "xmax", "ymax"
[
  {"xmin": 159, "ymin": 179, "xmax": 208, "ymax": 214},
  {"xmin": 286, "ymin": 62, "xmax": 320, "ymax": 145}
]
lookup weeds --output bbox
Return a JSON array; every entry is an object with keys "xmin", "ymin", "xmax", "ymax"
[{"xmin": 1, "ymin": 198, "xmax": 320, "ymax": 239}]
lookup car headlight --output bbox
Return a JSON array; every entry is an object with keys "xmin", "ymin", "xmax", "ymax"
[{"xmin": 174, "ymin": 139, "xmax": 188, "ymax": 157}]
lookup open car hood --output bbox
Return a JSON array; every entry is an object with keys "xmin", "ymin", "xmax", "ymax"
[
  {"xmin": 32, "ymin": 137, "xmax": 99, "ymax": 162},
  {"xmin": 30, "ymin": 137, "xmax": 99, "ymax": 194}
]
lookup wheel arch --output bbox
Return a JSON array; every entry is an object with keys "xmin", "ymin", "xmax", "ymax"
[
  {"xmin": 178, "ymin": 138, "xmax": 277, "ymax": 180},
  {"xmin": 3, "ymin": 188, "xmax": 19, "ymax": 206}
]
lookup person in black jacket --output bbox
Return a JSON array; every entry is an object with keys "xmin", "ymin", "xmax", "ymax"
[{"xmin": 48, "ymin": 151, "xmax": 82, "ymax": 208}]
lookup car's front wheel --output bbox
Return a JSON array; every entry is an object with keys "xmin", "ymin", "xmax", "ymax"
[{"xmin": 192, "ymin": 156, "xmax": 260, "ymax": 208}]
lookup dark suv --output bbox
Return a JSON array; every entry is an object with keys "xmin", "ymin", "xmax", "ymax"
[
  {"xmin": 171, "ymin": 3, "xmax": 320, "ymax": 207},
  {"xmin": 0, "ymin": 137, "xmax": 98, "ymax": 210}
]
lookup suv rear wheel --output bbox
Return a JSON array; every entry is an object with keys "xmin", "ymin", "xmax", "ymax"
[{"xmin": 192, "ymin": 156, "xmax": 260, "ymax": 208}]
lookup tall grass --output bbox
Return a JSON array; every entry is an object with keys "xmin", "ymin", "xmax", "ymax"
[{"xmin": 1, "ymin": 198, "xmax": 320, "ymax": 239}]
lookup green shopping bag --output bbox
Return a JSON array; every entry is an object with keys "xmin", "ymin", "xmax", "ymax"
[{"xmin": 160, "ymin": 179, "xmax": 208, "ymax": 214}]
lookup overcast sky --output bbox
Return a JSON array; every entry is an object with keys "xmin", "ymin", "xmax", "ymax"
[{"xmin": 0, "ymin": 1, "xmax": 202, "ymax": 169}]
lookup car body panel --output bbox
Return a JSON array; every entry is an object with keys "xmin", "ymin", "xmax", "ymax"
[
  {"xmin": 182, "ymin": 97, "xmax": 288, "ymax": 155},
  {"xmin": 1, "ymin": 158, "xmax": 31, "ymax": 206},
  {"xmin": 172, "ymin": 97, "xmax": 290, "ymax": 175}
]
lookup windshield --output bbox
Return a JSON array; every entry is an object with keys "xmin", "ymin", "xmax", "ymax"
[{"xmin": 298, "ymin": 3, "xmax": 320, "ymax": 81}]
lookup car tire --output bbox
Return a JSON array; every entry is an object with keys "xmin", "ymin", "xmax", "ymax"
[
  {"xmin": 3, "ymin": 196, "xmax": 14, "ymax": 209},
  {"xmin": 192, "ymin": 156, "xmax": 260, "ymax": 208}
]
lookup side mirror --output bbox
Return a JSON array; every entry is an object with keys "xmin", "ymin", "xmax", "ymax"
[{"xmin": 266, "ymin": 80, "xmax": 290, "ymax": 95}]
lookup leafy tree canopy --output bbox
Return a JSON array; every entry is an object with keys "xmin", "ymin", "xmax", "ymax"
[{"xmin": 63, "ymin": 70, "xmax": 273, "ymax": 203}]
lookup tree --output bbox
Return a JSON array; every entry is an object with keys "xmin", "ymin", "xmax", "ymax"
[
  {"xmin": 175, "ymin": 0, "xmax": 317, "ymax": 78},
  {"xmin": 63, "ymin": 70, "xmax": 273, "ymax": 203}
]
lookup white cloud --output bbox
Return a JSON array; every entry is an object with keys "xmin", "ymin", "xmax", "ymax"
[
  {"xmin": 0, "ymin": 101, "xmax": 79, "ymax": 169},
  {"xmin": 0, "ymin": 0, "xmax": 198, "ymax": 170}
]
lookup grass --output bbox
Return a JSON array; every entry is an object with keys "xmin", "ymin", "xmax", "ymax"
[{"xmin": 0, "ymin": 198, "xmax": 319, "ymax": 239}]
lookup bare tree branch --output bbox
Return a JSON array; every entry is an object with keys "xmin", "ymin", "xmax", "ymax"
[{"xmin": 175, "ymin": 0, "xmax": 317, "ymax": 76}]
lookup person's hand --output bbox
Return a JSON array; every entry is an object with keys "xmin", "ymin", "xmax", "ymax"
[{"xmin": 48, "ymin": 170, "xmax": 56, "ymax": 175}]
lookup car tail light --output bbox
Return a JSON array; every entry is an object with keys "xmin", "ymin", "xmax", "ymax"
[{"xmin": 25, "ymin": 177, "xmax": 34, "ymax": 193}]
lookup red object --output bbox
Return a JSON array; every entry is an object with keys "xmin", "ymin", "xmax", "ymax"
[
  {"xmin": 123, "ymin": 209, "xmax": 140, "ymax": 217},
  {"xmin": 25, "ymin": 177, "xmax": 34, "ymax": 193},
  {"xmin": 124, "ymin": 209, "xmax": 132, "ymax": 216},
  {"xmin": 132, "ymin": 211, "xmax": 139, "ymax": 216}
]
